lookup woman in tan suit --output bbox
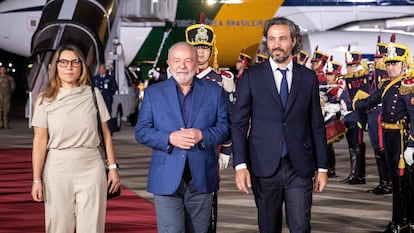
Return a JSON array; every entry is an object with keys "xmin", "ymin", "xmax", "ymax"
[{"xmin": 31, "ymin": 44, "xmax": 120, "ymax": 233}]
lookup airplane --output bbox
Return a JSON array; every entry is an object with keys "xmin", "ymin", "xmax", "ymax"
[
  {"xmin": 1, "ymin": 0, "xmax": 414, "ymax": 126},
  {"xmin": 2, "ymin": 0, "xmax": 414, "ymax": 70}
]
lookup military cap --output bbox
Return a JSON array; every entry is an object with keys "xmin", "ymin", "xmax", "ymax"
[
  {"xmin": 255, "ymin": 53, "xmax": 268, "ymax": 64},
  {"xmin": 294, "ymin": 49, "xmax": 309, "ymax": 66},
  {"xmin": 345, "ymin": 45, "xmax": 362, "ymax": 65},
  {"xmin": 325, "ymin": 56, "xmax": 342, "ymax": 75},
  {"xmin": 237, "ymin": 52, "xmax": 252, "ymax": 67},
  {"xmin": 185, "ymin": 24, "xmax": 216, "ymax": 47},
  {"xmin": 311, "ymin": 46, "xmax": 329, "ymax": 63},
  {"xmin": 375, "ymin": 35, "xmax": 387, "ymax": 58}
]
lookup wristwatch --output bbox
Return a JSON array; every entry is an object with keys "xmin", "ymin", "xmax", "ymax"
[{"xmin": 108, "ymin": 163, "xmax": 120, "ymax": 170}]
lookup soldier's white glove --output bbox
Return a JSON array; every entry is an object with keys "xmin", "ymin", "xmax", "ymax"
[
  {"xmin": 218, "ymin": 153, "xmax": 231, "ymax": 170},
  {"xmin": 324, "ymin": 103, "xmax": 341, "ymax": 113},
  {"xmin": 220, "ymin": 70, "xmax": 235, "ymax": 93},
  {"xmin": 148, "ymin": 68, "xmax": 160, "ymax": 80},
  {"xmin": 404, "ymin": 147, "xmax": 414, "ymax": 166}
]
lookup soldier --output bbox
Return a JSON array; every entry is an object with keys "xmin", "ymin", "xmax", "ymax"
[
  {"xmin": 353, "ymin": 38, "xmax": 414, "ymax": 232},
  {"xmin": 235, "ymin": 52, "xmax": 252, "ymax": 80},
  {"xmin": 254, "ymin": 52, "xmax": 268, "ymax": 64},
  {"xmin": 92, "ymin": 64, "xmax": 118, "ymax": 134},
  {"xmin": 322, "ymin": 57, "xmax": 347, "ymax": 178},
  {"xmin": 310, "ymin": 48, "xmax": 336, "ymax": 177},
  {"xmin": 293, "ymin": 49, "xmax": 309, "ymax": 67},
  {"xmin": 185, "ymin": 23, "xmax": 234, "ymax": 233},
  {"xmin": 340, "ymin": 45, "xmax": 369, "ymax": 185},
  {"xmin": 310, "ymin": 46, "xmax": 329, "ymax": 84},
  {"xmin": 366, "ymin": 36, "xmax": 392, "ymax": 194},
  {"xmin": 0, "ymin": 66, "xmax": 16, "ymax": 129}
]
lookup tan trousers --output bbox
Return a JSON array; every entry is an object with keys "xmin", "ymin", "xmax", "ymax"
[{"xmin": 43, "ymin": 148, "xmax": 107, "ymax": 233}]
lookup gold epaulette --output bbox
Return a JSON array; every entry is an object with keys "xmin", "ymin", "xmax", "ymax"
[
  {"xmin": 375, "ymin": 61, "xmax": 386, "ymax": 71},
  {"xmin": 399, "ymin": 76, "xmax": 414, "ymax": 95},
  {"xmin": 343, "ymin": 68, "xmax": 370, "ymax": 79},
  {"xmin": 406, "ymin": 69, "xmax": 414, "ymax": 78}
]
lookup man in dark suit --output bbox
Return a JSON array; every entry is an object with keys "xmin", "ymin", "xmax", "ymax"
[
  {"xmin": 135, "ymin": 42, "xmax": 229, "ymax": 233},
  {"xmin": 232, "ymin": 17, "xmax": 328, "ymax": 233}
]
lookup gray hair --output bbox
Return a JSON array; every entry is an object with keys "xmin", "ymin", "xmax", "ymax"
[{"xmin": 168, "ymin": 42, "xmax": 198, "ymax": 60}]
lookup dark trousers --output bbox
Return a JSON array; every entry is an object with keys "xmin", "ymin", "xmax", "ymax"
[
  {"xmin": 153, "ymin": 179, "xmax": 213, "ymax": 233},
  {"xmin": 251, "ymin": 156, "xmax": 313, "ymax": 233}
]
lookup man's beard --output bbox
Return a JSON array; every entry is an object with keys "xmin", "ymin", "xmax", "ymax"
[
  {"xmin": 270, "ymin": 48, "xmax": 290, "ymax": 64},
  {"xmin": 172, "ymin": 71, "xmax": 196, "ymax": 84},
  {"xmin": 271, "ymin": 54, "xmax": 289, "ymax": 64}
]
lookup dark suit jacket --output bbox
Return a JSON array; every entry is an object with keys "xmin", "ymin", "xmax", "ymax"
[
  {"xmin": 135, "ymin": 77, "xmax": 229, "ymax": 195},
  {"xmin": 232, "ymin": 60, "xmax": 328, "ymax": 178}
]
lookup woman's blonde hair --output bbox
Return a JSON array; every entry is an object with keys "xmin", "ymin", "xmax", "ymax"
[{"xmin": 40, "ymin": 44, "xmax": 91, "ymax": 102}]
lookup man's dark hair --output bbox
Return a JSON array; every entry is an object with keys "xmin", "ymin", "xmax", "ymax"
[{"xmin": 263, "ymin": 17, "xmax": 302, "ymax": 55}]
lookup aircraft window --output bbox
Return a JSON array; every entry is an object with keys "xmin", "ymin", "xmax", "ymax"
[
  {"xmin": 122, "ymin": 0, "xmax": 176, "ymax": 22},
  {"xmin": 28, "ymin": 19, "xmax": 38, "ymax": 29}
]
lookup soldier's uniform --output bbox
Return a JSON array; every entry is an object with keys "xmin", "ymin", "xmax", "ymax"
[
  {"xmin": 341, "ymin": 46, "xmax": 369, "ymax": 185},
  {"xmin": 367, "ymin": 37, "xmax": 392, "ymax": 194},
  {"xmin": 92, "ymin": 69, "xmax": 117, "ymax": 133},
  {"xmin": 310, "ymin": 46, "xmax": 329, "ymax": 84},
  {"xmin": 310, "ymin": 48, "xmax": 337, "ymax": 177},
  {"xmin": 354, "ymin": 40, "xmax": 414, "ymax": 232},
  {"xmin": 323, "ymin": 57, "xmax": 346, "ymax": 177},
  {"xmin": 235, "ymin": 52, "xmax": 252, "ymax": 80},
  {"xmin": 186, "ymin": 23, "xmax": 234, "ymax": 233},
  {"xmin": 0, "ymin": 68, "xmax": 16, "ymax": 129}
]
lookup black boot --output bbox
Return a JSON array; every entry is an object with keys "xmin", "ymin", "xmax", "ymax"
[
  {"xmin": 368, "ymin": 150, "xmax": 392, "ymax": 194},
  {"xmin": 384, "ymin": 176, "xmax": 410, "ymax": 233},
  {"xmin": 340, "ymin": 147, "xmax": 357, "ymax": 184},
  {"xmin": 327, "ymin": 144, "xmax": 337, "ymax": 178},
  {"xmin": 349, "ymin": 143, "xmax": 366, "ymax": 184}
]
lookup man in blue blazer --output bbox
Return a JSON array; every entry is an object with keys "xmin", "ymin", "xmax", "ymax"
[
  {"xmin": 135, "ymin": 42, "xmax": 229, "ymax": 233},
  {"xmin": 232, "ymin": 17, "xmax": 328, "ymax": 233}
]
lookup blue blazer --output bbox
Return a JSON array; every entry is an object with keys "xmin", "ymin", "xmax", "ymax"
[
  {"xmin": 135, "ymin": 78, "xmax": 229, "ymax": 195},
  {"xmin": 232, "ymin": 60, "xmax": 328, "ymax": 178}
]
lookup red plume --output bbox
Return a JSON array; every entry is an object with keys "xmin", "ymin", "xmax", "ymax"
[
  {"xmin": 315, "ymin": 45, "xmax": 319, "ymax": 51},
  {"xmin": 199, "ymin": 12, "xmax": 205, "ymax": 24},
  {"xmin": 329, "ymin": 55, "xmax": 333, "ymax": 61},
  {"xmin": 390, "ymin": 33, "xmax": 396, "ymax": 43},
  {"xmin": 347, "ymin": 45, "xmax": 351, "ymax": 51},
  {"xmin": 377, "ymin": 35, "xmax": 381, "ymax": 43}
]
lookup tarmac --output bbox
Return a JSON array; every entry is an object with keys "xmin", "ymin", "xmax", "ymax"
[{"xmin": 2, "ymin": 105, "xmax": 392, "ymax": 233}]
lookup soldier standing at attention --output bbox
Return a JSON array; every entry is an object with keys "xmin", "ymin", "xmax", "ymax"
[
  {"xmin": 366, "ymin": 36, "xmax": 391, "ymax": 195},
  {"xmin": 235, "ymin": 52, "xmax": 252, "ymax": 80},
  {"xmin": 0, "ymin": 66, "xmax": 16, "ymax": 129},
  {"xmin": 310, "ymin": 46, "xmax": 329, "ymax": 84},
  {"xmin": 185, "ymin": 22, "xmax": 234, "ymax": 233},
  {"xmin": 92, "ymin": 64, "xmax": 117, "ymax": 134},
  {"xmin": 341, "ymin": 46, "xmax": 368, "ymax": 185},
  {"xmin": 353, "ymin": 38, "xmax": 414, "ymax": 233}
]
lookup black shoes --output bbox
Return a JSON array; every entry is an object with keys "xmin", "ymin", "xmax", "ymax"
[
  {"xmin": 383, "ymin": 221, "xmax": 412, "ymax": 233},
  {"xmin": 368, "ymin": 183, "xmax": 392, "ymax": 195},
  {"xmin": 340, "ymin": 175, "xmax": 365, "ymax": 184},
  {"xmin": 328, "ymin": 169, "xmax": 337, "ymax": 178}
]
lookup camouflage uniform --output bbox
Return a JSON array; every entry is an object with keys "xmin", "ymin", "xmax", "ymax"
[{"xmin": 0, "ymin": 72, "xmax": 15, "ymax": 128}]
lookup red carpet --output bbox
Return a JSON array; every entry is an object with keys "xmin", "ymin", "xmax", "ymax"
[{"xmin": 0, "ymin": 149, "xmax": 157, "ymax": 233}]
